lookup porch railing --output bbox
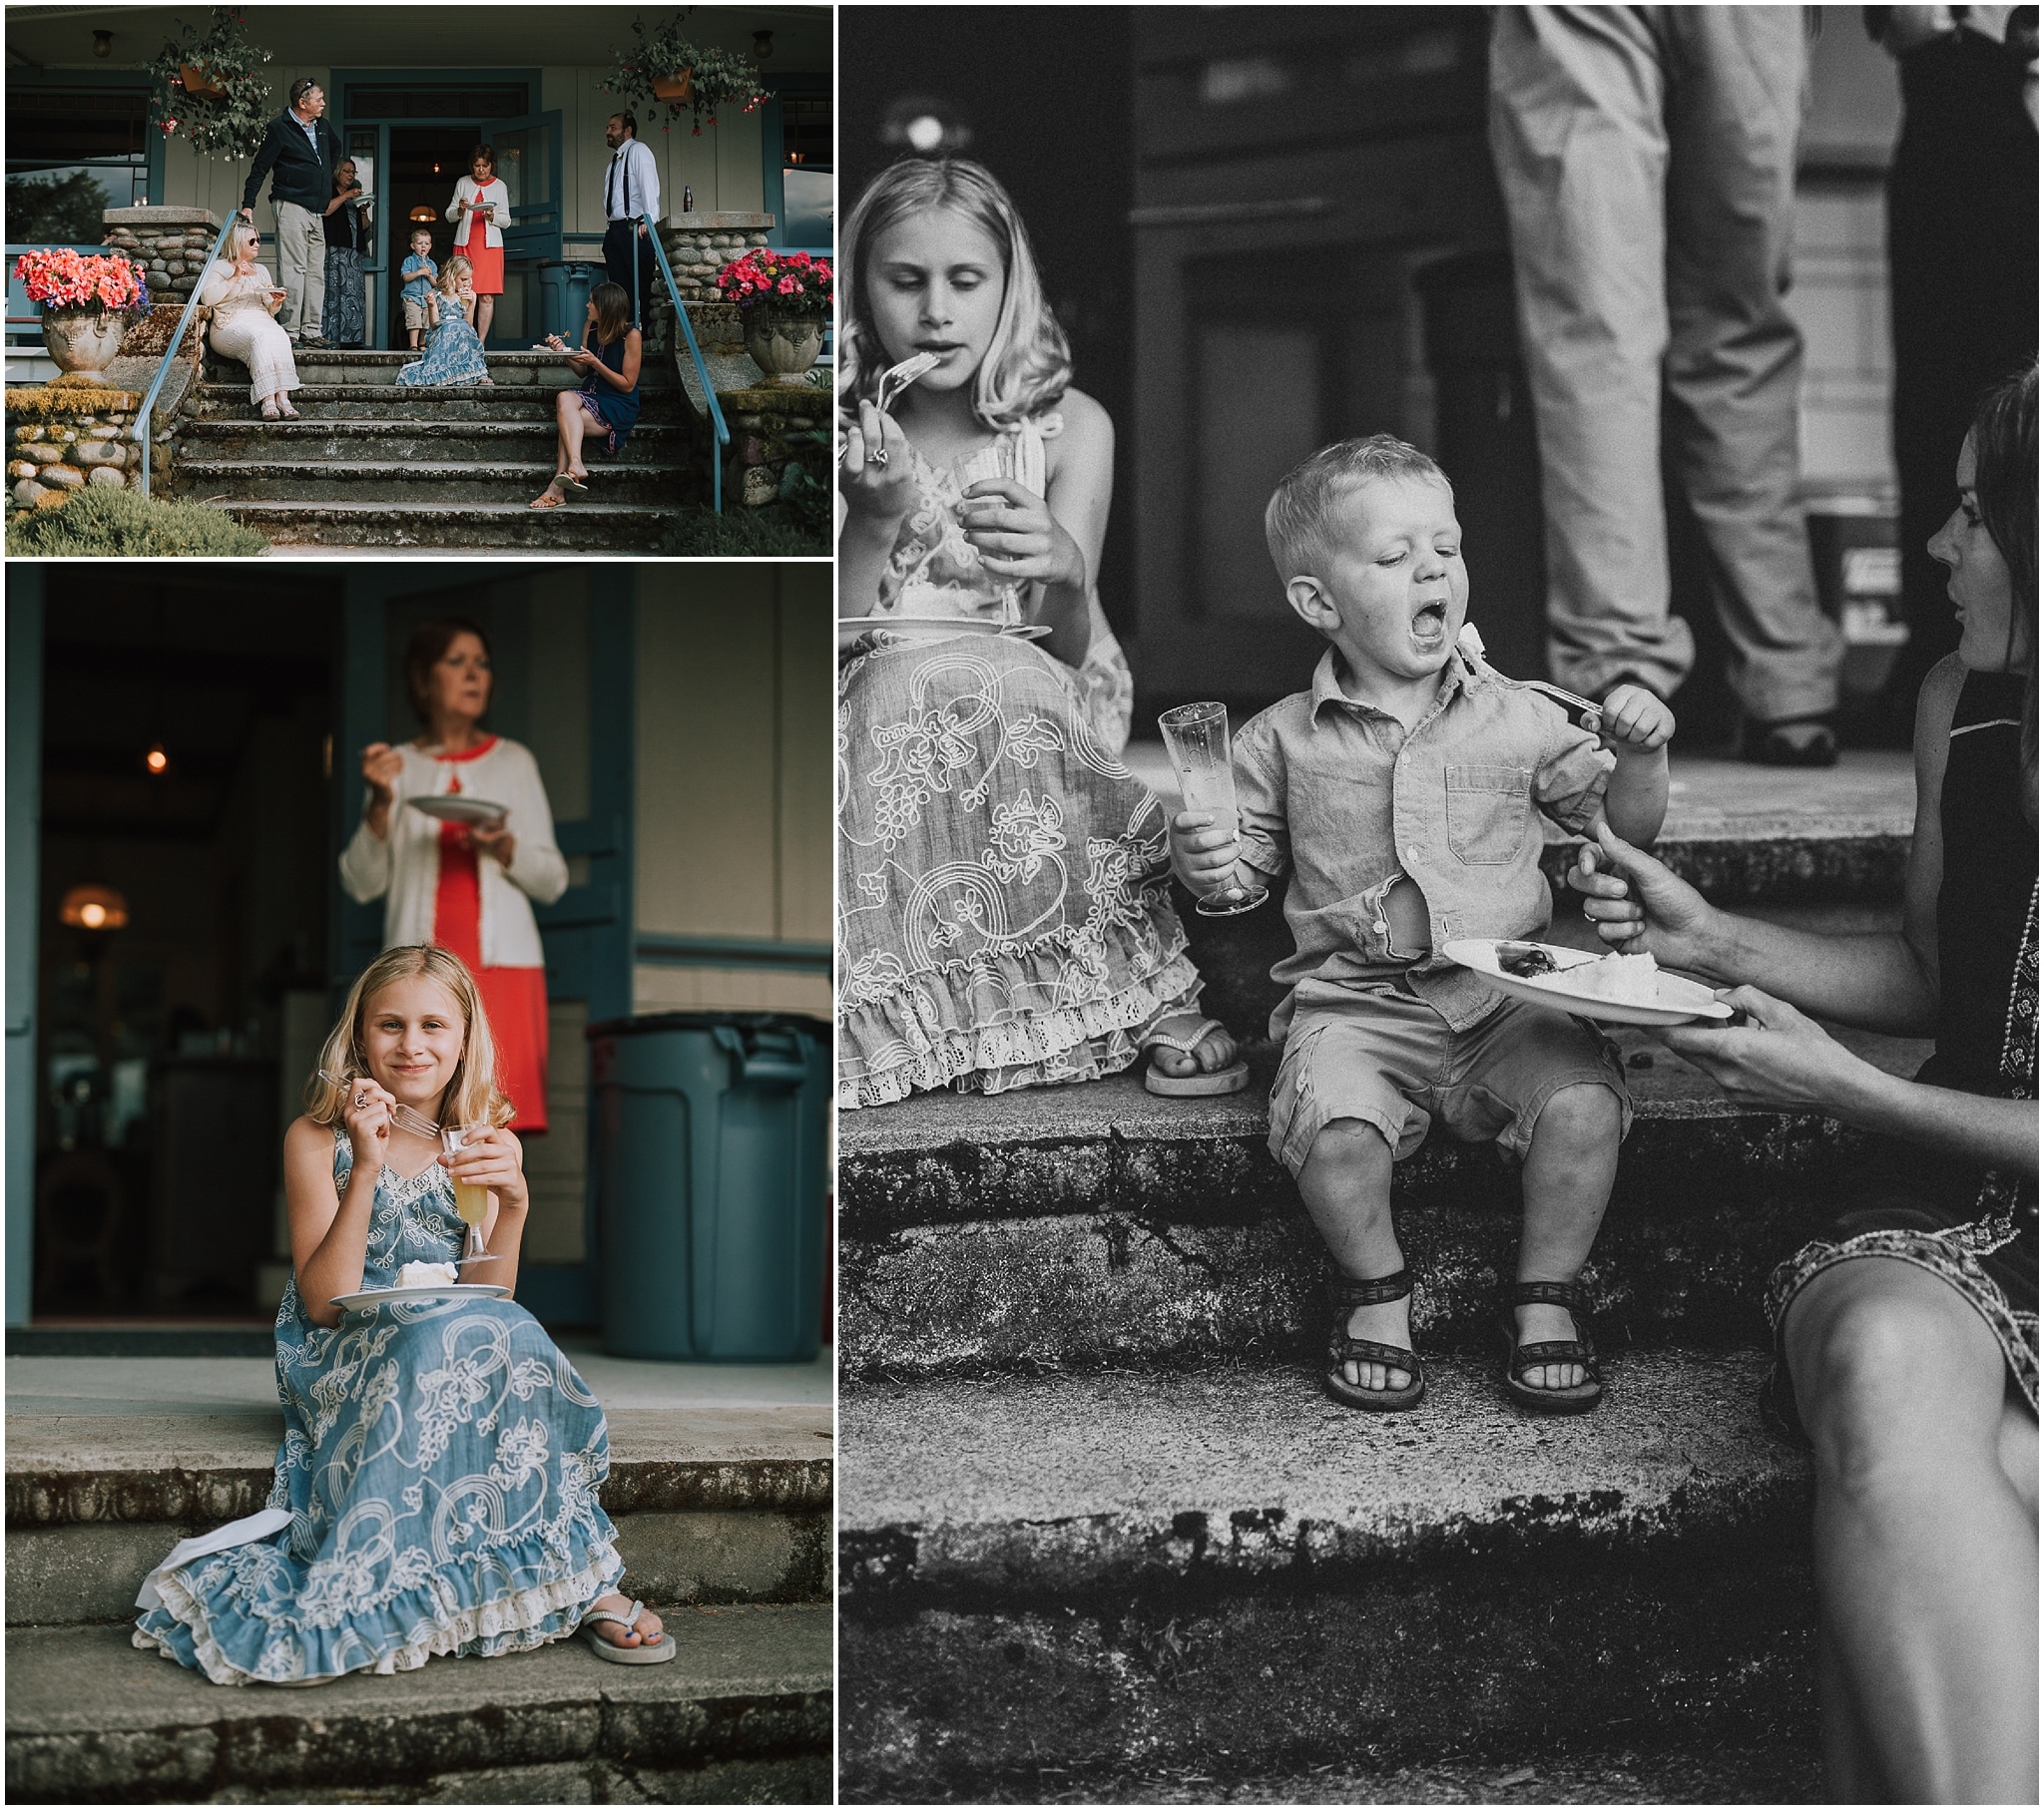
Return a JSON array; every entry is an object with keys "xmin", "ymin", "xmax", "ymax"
[
  {"xmin": 631, "ymin": 214, "xmax": 730, "ymax": 516},
  {"xmin": 139, "ymin": 212, "xmax": 237, "ymax": 502}
]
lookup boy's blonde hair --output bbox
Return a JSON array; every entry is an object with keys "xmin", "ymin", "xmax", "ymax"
[
  {"xmin": 304, "ymin": 945, "xmax": 513, "ymax": 1131},
  {"xmin": 409, "ymin": 228, "xmax": 433, "ymax": 247},
  {"xmin": 839, "ymin": 157, "xmax": 1071, "ymax": 432},
  {"xmin": 436, "ymin": 255, "xmax": 472, "ymax": 296},
  {"xmin": 1265, "ymin": 434, "xmax": 1451, "ymax": 583}
]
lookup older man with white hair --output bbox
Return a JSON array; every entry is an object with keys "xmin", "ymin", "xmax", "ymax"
[{"xmin": 241, "ymin": 77, "xmax": 340, "ymax": 346}]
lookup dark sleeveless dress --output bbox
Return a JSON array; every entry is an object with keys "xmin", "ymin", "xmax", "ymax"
[
  {"xmin": 1767, "ymin": 668, "xmax": 2039, "ymax": 1411},
  {"xmin": 575, "ymin": 333, "xmax": 639, "ymax": 455}
]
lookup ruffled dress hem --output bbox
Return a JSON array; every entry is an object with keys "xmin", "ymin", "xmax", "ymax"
[{"xmin": 133, "ymin": 1540, "xmax": 625, "ymax": 1685}]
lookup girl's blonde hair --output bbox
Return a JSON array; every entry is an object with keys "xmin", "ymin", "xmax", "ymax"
[
  {"xmin": 304, "ymin": 946, "xmax": 513, "ymax": 1131},
  {"xmin": 437, "ymin": 255, "xmax": 473, "ymax": 296},
  {"xmin": 839, "ymin": 157, "xmax": 1071, "ymax": 432}
]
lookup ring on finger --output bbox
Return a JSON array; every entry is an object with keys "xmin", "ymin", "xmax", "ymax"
[{"xmin": 869, "ymin": 448, "xmax": 889, "ymax": 468}]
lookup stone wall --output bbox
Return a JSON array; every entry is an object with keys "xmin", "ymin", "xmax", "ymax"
[
  {"xmin": 100, "ymin": 206, "xmax": 224, "ymax": 305},
  {"xmin": 721, "ymin": 384, "xmax": 830, "ymax": 509},
  {"xmin": 7, "ymin": 387, "xmax": 150, "ymax": 510},
  {"xmin": 657, "ymin": 213, "xmax": 773, "ymax": 306}
]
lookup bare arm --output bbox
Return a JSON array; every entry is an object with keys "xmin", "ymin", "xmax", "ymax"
[
  {"xmin": 837, "ymin": 400, "xmax": 918, "ymax": 616},
  {"xmin": 285, "ymin": 1109, "xmax": 382, "ymax": 1329}
]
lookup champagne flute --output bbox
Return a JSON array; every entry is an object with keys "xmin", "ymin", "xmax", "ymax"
[
  {"xmin": 1159, "ymin": 701, "xmax": 1269, "ymax": 917},
  {"xmin": 441, "ymin": 1125, "xmax": 491, "ymax": 1264}
]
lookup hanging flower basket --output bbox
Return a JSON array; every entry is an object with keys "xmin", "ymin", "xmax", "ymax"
[
  {"xmin": 149, "ymin": 9, "xmax": 273, "ymax": 162},
  {"xmin": 604, "ymin": 15, "xmax": 769, "ymax": 130}
]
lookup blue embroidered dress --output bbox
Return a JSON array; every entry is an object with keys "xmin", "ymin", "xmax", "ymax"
[
  {"xmin": 133, "ymin": 1131, "xmax": 623, "ymax": 1684},
  {"xmin": 396, "ymin": 292, "xmax": 491, "ymax": 388}
]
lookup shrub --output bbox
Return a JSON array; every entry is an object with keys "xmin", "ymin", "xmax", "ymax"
[
  {"xmin": 5, "ymin": 485, "xmax": 268, "ymax": 557},
  {"xmin": 658, "ymin": 496, "xmax": 827, "ymax": 557}
]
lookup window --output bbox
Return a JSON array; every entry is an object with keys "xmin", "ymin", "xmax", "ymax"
[
  {"xmin": 780, "ymin": 94, "xmax": 831, "ymax": 172},
  {"xmin": 6, "ymin": 88, "xmax": 150, "ymax": 243}
]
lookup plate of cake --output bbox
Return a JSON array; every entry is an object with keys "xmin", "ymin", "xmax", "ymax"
[
  {"xmin": 332, "ymin": 1261, "xmax": 510, "ymax": 1312},
  {"xmin": 836, "ymin": 616, "xmax": 1054, "ymax": 651},
  {"xmin": 1442, "ymin": 939, "xmax": 1734, "ymax": 1028},
  {"xmin": 407, "ymin": 794, "xmax": 507, "ymax": 825}
]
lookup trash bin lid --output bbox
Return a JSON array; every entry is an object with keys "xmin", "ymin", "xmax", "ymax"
[{"xmin": 585, "ymin": 1009, "xmax": 826, "ymax": 1043}]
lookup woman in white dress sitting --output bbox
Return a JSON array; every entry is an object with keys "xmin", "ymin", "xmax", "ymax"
[{"xmin": 198, "ymin": 223, "xmax": 301, "ymax": 419}]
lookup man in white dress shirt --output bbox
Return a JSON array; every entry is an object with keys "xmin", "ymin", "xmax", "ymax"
[{"xmin": 602, "ymin": 112, "xmax": 661, "ymax": 329}]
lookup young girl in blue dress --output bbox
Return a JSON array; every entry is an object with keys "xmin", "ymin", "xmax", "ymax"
[
  {"xmin": 834, "ymin": 157, "xmax": 1239, "ymax": 1107},
  {"xmin": 396, "ymin": 255, "xmax": 493, "ymax": 390},
  {"xmin": 134, "ymin": 945, "xmax": 668, "ymax": 1683},
  {"xmin": 531, "ymin": 282, "xmax": 641, "ymax": 510}
]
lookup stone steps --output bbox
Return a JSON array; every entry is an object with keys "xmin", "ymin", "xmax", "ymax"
[
  {"xmin": 189, "ymin": 383, "xmax": 686, "ymax": 423},
  {"xmin": 8, "ymin": 1608, "xmax": 831, "ymax": 1804},
  {"xmin": 5, "ymin": 1359, "xmax": 833, "ymax": 1627},
  {"xmin": 209, "ymin": 499, "xmax": 675, "ymax": 550},
  {"xmin": 181, "ymin": 418, "xmax": 691, "ymax": 463},
  {"xmin": 179, "ymin": 457, "xmax": 689, "ymax": 507},
  {"xmin": 837, "ymin": 1351, "xmax": 1816, "ymax": 1802}
]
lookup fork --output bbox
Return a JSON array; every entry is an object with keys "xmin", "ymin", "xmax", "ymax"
[
  {"xmin": 1456, "ymin": 624, "xmax": 1603, "ymax": 723},
  {"xmin": 873, "ymin": 349, "xmax": 942, "ymax": 417},
  {"xmin": 318, "ymin": 1070, "xmax": 439, "ymax": 1138}
]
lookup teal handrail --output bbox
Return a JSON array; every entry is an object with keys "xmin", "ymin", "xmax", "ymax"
[
  {"xmin": 139, "ymin": 211, "xmax": 237, "ymax": 502},
  {"xmin": 632, "ymin": 214, "xmax": 730, "ymax": 515}
]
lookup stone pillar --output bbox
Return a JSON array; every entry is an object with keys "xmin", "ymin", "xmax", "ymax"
[
  {"xmin": 650, "ymin": 212, "xmax": 772, "ymax": 355},
  {"xmin": 100, "ymin": 206, "xmax": 224, "ymax": 308}
]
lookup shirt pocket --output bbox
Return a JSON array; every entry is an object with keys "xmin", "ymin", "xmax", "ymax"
[{"xmin": 1444, "ymin": 764, "xmax": 1531, "ymax": 865}]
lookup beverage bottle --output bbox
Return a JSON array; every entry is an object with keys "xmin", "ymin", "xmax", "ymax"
[{"xmin": 683, "ymin": 185, "xmax": 694, "ymax": 213}]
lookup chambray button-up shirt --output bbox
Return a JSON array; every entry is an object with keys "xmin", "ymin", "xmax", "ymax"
[{"xmin": 1233, "ymin": 647, "xmax": 1613, "ymax": 1035}]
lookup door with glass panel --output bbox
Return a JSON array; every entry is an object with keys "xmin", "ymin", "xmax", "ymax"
[{"xmin": 490, "ymin": 112, "xmax": 564, "ymax": 348}]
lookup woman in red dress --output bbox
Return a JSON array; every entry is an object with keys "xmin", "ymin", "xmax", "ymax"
[
  {"xmin": 447, "ymin": 145, "xmax": 509, "ymax": 343},
  {"xmin": 339, "ymin": 618, "xmax": 566, "ymax": 1132}
]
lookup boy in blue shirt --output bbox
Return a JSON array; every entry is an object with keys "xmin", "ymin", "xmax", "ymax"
[
  {"xmin": 1169, "ymin": 435, "xmax": 1675, "ymax": 1416},
  {"xmin": 398, "ymin": 229, "xmax": 436, "ymax": 350}
]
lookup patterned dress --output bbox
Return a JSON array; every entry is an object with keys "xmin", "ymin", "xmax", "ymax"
[
  {"xmin": 134, "ymin": 1131, "xmax": 622, "ymax": 1683},
  {"xmin": 1767, "ymin": 669, "xmax": 2038, "ymax": 1409},
  {"xmin": 396, "ymin": 291, "xmax": 491, "ymax": 388},
  {"xmin": 837, "ymin": 415, "xmax": 1205, "ymax": 1110}
]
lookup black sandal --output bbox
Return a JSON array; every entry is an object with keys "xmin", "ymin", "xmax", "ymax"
[
  {"xmin": 1324, "ymin": 1269, "xmax": 1425, "ymax": 1412},
  {"xmin": 1740, "ymin": 714, "xmax": 1837, "ymax": 768},
  {"xmin": 1499, "ymin": 1279, "xmax": 1604, "ymax": 1414}
]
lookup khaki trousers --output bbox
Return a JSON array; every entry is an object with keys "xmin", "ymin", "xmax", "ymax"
[
  {"xmin": 1489, "ymin": 6, "xmax": 1842, "ymax": 722},
  {"xmin": 272, "ymin": 201, "xmax": 325, "ymax": 340}
]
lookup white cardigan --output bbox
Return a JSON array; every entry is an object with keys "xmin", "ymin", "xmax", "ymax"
[
  {"xmin": 338, "ymin": 737, "xmax": 567, "ymax": 969},
  {"xmin": 448, "ymin": 176, "xmax": 509, "ymax": 251}
]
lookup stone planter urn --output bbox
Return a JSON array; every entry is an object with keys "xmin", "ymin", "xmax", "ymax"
[
  {"xmin": 742, "ymin": 309, "xmax": 823, "ymax": 387},
  {"xmin": 41, "ymin": 308, "xmax": 130, "ymax": 380}
]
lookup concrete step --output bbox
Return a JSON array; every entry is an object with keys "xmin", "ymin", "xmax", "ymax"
[
  {"xmin": 203, "ymin": 350, "xmax": 685, "ymax": 393},
  {"xmin": 837, "ymin": 990, "xmax": 1931, "ymax": 1379},
  {"xmin": 6, "ymin": 1356, "xmax": 832, "ymax": 1626},
  {"xmin": 212, "ymin": 499, "xmax": 676, "ymax": 551},
  {"xmin": 8, "ymin": 1607, "xmax": 830, "ymax": 1803},
  {"xmin": 853, "ymin": 1741, "xmax": 1823, "ymax": 1804},
  {"xmin": 191, "ymin": 384, "xmax": 687, "ymax": 424},
  {"xmin": 837, "ymin": 1351, "xmax": 1815, "ymax": 1801},
  {"xmin": 182, "ymin": 418, "xmax": 693, "ymax": 463},
  {"xmin": 178, "ymin": 458, "xmax": 690, "ymax": 507}
]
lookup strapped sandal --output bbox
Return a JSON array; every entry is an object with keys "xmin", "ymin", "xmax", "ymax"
[
  {"xmin": 1142, "ymin": 1014, "xmax": 1250, "ymax": 1098},
  {"xmin": 1500, "ymin": 1279, "xmax": 1604, "ymax": 1414},
  {"xmin": 579, "ymin": 1596, "xmax": 675, "ymax": 1666},
  {"xmin": 1324, "ymin": 1269, "xmax": 1425, "ymax": 1412}
]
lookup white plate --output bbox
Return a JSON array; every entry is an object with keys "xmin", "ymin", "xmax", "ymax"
[
  {"xmin": 1442, "ymin": 938, "xmax": 1734, "ymax": 1028},
  {"xmin": 407, "ymin": 794, "xmax": 507, "ymax": 825},
  {"xmin": 331, "ymin": 1282, "xmax": 511, "ymax": 1311},
  {"xmin": 837, "ymin": 616, "xmax": 1054, "ymax": 651}
]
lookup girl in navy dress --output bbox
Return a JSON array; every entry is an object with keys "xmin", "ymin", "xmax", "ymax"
[{"xmin": 531, "ymin": 282, "xmax": 640, "ymax": 509}]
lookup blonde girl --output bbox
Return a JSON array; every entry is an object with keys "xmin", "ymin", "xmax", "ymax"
[
  {"xmin": 133, "ymin": 946, "xmax": 671, "ymax": 1683},
  {"xmin": 395, "ymin": 255, "xmax": 493, "ymax": 389},
  {"xmin": 833, "ymin": 157, "xmax": 1242, "ymax": 1107}
]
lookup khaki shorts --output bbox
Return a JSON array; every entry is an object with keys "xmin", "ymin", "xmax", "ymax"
[
  {"xmin": 401, "ymin": 296, "xmax": 430, "ymax": 330},
  {"xmin": 1268, "ymin": 976, "xmax": 1632, "ymax": 1176}
]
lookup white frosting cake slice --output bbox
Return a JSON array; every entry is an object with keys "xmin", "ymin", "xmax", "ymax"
[{"xmin": 395, "ymin": 1260, "xmax": 459, "ymax": 1289}]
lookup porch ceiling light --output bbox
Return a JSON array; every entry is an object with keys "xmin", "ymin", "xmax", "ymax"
[
  {"xmin": 408, "ymin": 206, "xmax": 436, "ymax": 223},
  {"xmin": 60, "ymin": 884, "xmax": 129, "ymax": 932},
  {"xmin": 753, "ymin": 29, "xmax": 773, "ymax": 59},
  {"xmin": 93, "ymin": 29, "xmax": 112, "ymax": 57}
]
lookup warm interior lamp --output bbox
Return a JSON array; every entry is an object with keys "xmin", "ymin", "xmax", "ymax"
[
  {"xmin": 60, "ymin": 884, "xmax": 129, "ymax": 931},
  {"xmin": 144, "ymin": 742, "xmax": 169, "ymax": 775}
]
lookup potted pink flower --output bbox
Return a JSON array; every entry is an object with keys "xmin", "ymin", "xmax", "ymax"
[
  {"xmin": 715, "ymin": 248, "xmax": 832, "ymax": 387},
  {"xmin": 12, "ymin": 248, "xmax": 147, "ymax": 380}
]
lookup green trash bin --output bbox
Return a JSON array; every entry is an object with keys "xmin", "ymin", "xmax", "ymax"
[{"xmin": 587, "ymin": 1012, "xmax": 829, "ymax": 1361}]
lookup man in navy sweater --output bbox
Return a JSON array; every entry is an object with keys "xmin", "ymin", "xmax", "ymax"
[{"xmin": 242, "ymin": 77, "xmax": 340, "ymax": 346}]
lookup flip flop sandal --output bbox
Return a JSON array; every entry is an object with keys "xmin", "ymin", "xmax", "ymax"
[
  {"xmin": 561, "ymin": 472, "xmax": 590, "ymax": 494},
  {"xmin": 579, "ymin": 1597, "xmax": 675, "ymax": 1665},
  {"xmin": 1500, "ymin": 1279, "xmax": 1604, "ymax": 1414},
  {"xmin": 1142, "ymin": 1015, "xmax": 1249, "ymax": 1097},
  {"xmin": 1325, "ymin": 1268, "xmax": 1425, "ymax": 1411},
  {"xmin": 530, "ymin": 483, "xmax": 568, "ymax": 511}
]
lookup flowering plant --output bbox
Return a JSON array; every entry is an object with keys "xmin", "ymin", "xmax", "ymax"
[
  {"xmin": 716, "ymin": 248, "xmax": 832, "ymax": 318},
  {"xmin": 147, "ymin": 9, "xmax": 273, "ymax": 161},
  {"xmin": 603, "ymin": 14, "xmax": 770, "ymax": 134},
  {"xmin": 12, "ymin": 249, "xmax": 147, "ymax": 315}
]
